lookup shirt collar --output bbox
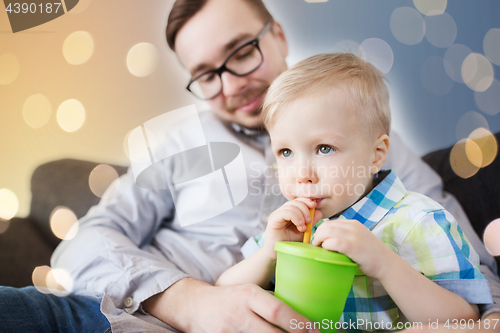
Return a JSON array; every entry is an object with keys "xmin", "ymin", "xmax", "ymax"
[
  {"xmin": 230, "ymin": 122, "xmax": 267, "ymax": 137},
  {"xmin": 328, "ymin": 170, "xmax": 407, "ymax": 230}
]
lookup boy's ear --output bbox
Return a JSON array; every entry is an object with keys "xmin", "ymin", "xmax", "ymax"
[{"xmin": 371, "ymin": 134, "xmax": 390, "ymax": 175}]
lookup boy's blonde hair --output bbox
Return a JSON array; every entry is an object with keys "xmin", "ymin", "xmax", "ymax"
[{"xmin": 262, "ymin": 53, "xmax": 391, "ymax": 138}]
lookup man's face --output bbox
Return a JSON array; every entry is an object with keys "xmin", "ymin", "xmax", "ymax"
[
  {"xmin": 269, "ymin": 89, "xmax": 379, "ymax": 219},
  {"xmin": 175, "ymin": 0, "xmax": 288, "ymax": 129}
]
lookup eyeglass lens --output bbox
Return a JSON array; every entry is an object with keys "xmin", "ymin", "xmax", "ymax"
[{"xmin": 189, "ymin": 43, "xmax": 263, "ymax": 99}]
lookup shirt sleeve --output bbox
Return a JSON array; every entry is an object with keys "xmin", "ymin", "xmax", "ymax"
[
  {"xmin": 240, "ymin": 234, "xmax": 265, "ymax": 258},
  {"xmin": 384, "ymin": 130, "xmax": 498, "ymax": 275},
  {"xmin": 479, "ymin": 265, "xmax": 500, "ymax": 317},
  {"xmin": 51, "ymin": 164, "xmax": 188, "ymax": 315},
  {"xmin": 398, "ymin": 208, "xmax": 493, "ymax": 305}
]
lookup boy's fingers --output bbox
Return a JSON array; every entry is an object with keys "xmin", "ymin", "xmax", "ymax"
[
  {"xmin": 284, "ymin": 200, "xmax": 313, "ymax": 223},
  {"xmin": 294, "ymin": 197, "xmax": 317, "ymax": 209},
  {"xmin": 273, "ymin": 208, "xmax": 305, "ymax": 230},
  {"xmin": 286, "ymin": 206, "xmax": 308, "ymax": 231},
  {"xmin": 312, "ymin": 223, "xmax": 349, "ymax": 246},
  {"xmin": 316, "ymin": 220, "xmax": 356, "ymax": 233}
]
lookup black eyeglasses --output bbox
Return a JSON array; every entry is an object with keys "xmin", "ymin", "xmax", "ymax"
[{"xmin": 186, "ymin": 21, "xmax": 273, "ymax": 100}]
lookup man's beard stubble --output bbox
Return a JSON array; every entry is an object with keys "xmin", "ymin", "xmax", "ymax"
[{"xmin": 226, "ymin": 85, "xmax": 269, "ymax": 116}]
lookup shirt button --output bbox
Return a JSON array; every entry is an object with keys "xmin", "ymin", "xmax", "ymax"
[{"xmin": 124, "ymin": 296, "xmax": 133, "ymax": 308}]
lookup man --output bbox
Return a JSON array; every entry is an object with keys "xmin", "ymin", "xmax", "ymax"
[{"xmin": 1, "ymin": 0, "xmax": 498, "ymax": 332}]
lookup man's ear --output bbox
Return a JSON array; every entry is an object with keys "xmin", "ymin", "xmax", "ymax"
[
  {"xmin": 271, "ymin": 21, "xmax": 288, "ymax": 58},
  {"xmin": 371, "ymin": 134, "xmax": 390, "ymax": 175}
]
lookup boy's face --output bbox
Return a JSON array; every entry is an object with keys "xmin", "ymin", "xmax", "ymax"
[{"xmin": 269, "ymin": 89, "xmax": 381, "ymax": 218}]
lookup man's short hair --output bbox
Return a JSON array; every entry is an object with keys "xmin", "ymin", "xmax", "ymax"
[
  {"xmin": 262, "ymin": 53, "xmax": 391, "ymax": 138},
  {"xmin": 166, "ymin": 0, "xmax": 274, "ymax": 51}
]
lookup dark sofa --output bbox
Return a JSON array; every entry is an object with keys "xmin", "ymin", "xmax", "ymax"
[
  {"xmin": 0, "ymin": 132, "xmax": 499, "ymax": 287},
  {"xmin": 0, "ymin": 159, "xmax": 127, "ymax": 287}
]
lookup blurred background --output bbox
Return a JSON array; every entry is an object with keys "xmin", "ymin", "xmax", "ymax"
[{"xmin": 0, "ymin": 0, "xmax": 499, "ymax": 221}]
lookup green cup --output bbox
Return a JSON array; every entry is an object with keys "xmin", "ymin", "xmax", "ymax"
[{"xmin": 274, "ymin": 241, "xmax": 358, "ymax": 333}]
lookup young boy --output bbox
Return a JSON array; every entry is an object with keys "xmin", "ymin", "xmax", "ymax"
[{"xmin": 216, "ymin": 53, "xmax": 492, "ymax": 329}]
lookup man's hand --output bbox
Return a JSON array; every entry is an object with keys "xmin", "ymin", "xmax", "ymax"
[
  {"xmin": 143, "ymin": 277, "xmax": 320, "ymax": 333},
  {"xmin": 311, "ymin": 218, "xmax": 397, "ymax": 280},
  {"xmin": 264, "ymin": 198, "xmax": 322, "ymax": 259}
]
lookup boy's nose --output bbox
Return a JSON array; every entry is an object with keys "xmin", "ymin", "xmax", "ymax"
[{"xmin": 295, "ymin": 160, "xmax": 318, "ymax": 184}]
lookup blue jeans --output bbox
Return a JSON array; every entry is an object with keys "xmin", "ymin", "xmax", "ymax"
[{"xmin": 0, "ymin": 286, "xmax": 111, "ymax": 333}]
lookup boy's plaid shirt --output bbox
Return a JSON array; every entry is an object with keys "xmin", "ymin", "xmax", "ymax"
[{"xmin": 312, "ymin": 170, "xmax": 492, "ymax": 331}]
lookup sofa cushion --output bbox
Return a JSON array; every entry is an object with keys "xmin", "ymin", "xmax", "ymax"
[{"xmin": 28, "ymin": 159, "xmax": 128, "ymax": 248}]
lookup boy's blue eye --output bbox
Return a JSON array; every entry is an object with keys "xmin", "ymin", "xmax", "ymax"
[
  {"xmin": 318, "ymin": 145, "xmax": 334, "ymax": 155},
  {"xmin": 280, "ymin": 149, "xmax": 293, "ymax": 158}
]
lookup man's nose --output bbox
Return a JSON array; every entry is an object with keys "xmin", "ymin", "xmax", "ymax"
[
  {"xmin": 295, "ymin": 159, "xmax": 318, "ymax": 184},
  {"xmin": 220, "ymin": 71, "xmax": 250, "ymax": 97}
]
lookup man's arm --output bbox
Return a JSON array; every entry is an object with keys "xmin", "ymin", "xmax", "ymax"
[{"xmin": 51, "ymin": 167, "xmax": 186, "ymax": 315}]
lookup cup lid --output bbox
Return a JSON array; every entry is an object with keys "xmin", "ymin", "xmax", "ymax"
[{"xmin": 275, "ymin": 241, "xmax": 358, "ymax": 267}]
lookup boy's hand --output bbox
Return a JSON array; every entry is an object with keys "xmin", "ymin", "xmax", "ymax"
[
  {"xmin": 312, "ymin": 219, "xmax": 398, "ymax": 280},
  {"xmin": 263, "ymin": 198, "xmax": 322, "ymax": 260}
]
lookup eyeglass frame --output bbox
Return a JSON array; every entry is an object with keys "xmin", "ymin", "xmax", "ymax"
[{"xmin": 186, "ymin": 20, "xmax": 273, "ymax": 100}]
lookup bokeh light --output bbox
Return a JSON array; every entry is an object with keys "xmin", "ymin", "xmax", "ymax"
[
  {"xmin": 444, "ymin": 44, "xmax": 473, "ymax": 83},
  {"xmin": 390, "ymin": 7, "xmax": 425, "ymax": 45},
  {"xmin": 358, "ymin": 38, "xmax": 394, "ymax": 74},
  {"xmin": 63, "ymin": 31, "xmax": 94, "ymax": 65},
  {"xmin": 455, "ymin": 111, "xmax": 489, "ymax": 141},
  {"xmin": 464, "ymin": 137, "xmax": 483, "ymax": 168},
  {"xmin": 484, "ymin": 219, "xmax": 500, "ymax": 256},
  {"xmin": 32, "ymin": 265, "xmax": 52, "ymax": 294},
  {"xmin": 50, "ymin": 206, "xmax": 79, "ymax": 240},
  {"xmin": 462, "ymin": 53, "xmax": 494, "ymax": 92},
  {"xmin": 424, "ymin": 13, "xmax": 456, "ymax": 48},
  {"xmin": 45, "ymin": 269, "xmax": 65, "ymax": 294},
  {"xmin": 483, "ymin": 28, "xmax": 500, "ymax": 66},
  {"xmin": 32, "ymin": 266, "xmax": 73, "ymax": 296},
  {"xmin": 46, "ymin": 268, "xmax": 73, "ymax": 296},
  {"xmin": 421, "ymin": 56, "xmax": 453, "ymax": 96},
  {"xmin": 0, "ymin": 53, "xmax": 20, "ymax": 85},
  {"xmin": 89, "ymin": 164, "xmax": 120, "ymax": 198},
  {"xmin": 413, "ymin": 0, "xmax": 447, "ymax": 16},
  {"xmin": 22, "ymin": 93, "xmax": 52, "ymax": 129},
  {"xmin": 474, "ymin": 79, "xmax": 500, "ymax": 116},
  {"xmin": 450, "ymin": 139, "xmax": 480, "ymax": 179},
  {"xmin": 126, "ymin": 43, "xmax": 160, "ymax": 77},
  {"xmin": 333, "ymin": 40, "xmax": 360, "ymax": 55},
  {"xmin": 0, "ymin": 188, "xmax": 19, "ymax": 220},
  {"xmin": 57, "ymin": 99, "xmax": 86, "ymax": 132},
  {"xmin": 467, "ymin": 127, "xmax": 498, "ymax": 168}
]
